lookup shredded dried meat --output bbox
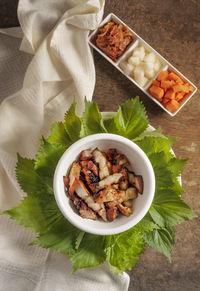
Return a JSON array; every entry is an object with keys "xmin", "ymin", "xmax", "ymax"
[{"xmin": 95, "ymin": 21, "xmax": 134, "ymax": 62}]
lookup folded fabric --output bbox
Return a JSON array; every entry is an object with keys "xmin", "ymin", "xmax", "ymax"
[{"xmin": 0, "ymin": 0, "xmax": 130, "ymax": 290}]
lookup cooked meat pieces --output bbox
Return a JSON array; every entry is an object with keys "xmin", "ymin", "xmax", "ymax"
[
  {"xmin": 112, "ymin": 183, "xmax": 119, "ymax": 190},
  {"xmin": 79, "ymin": 201, "xmax": 97, "ymax": 220},
  {"xmin": 107, "ymin": 148, "xmax": 128, "ymax": 174},
  {"xmin": 123, "ymin": 200, "xmax": 133, "ymax": 208},
  {"xmin": 98, "ymin": 173, "xmax": 123, "ymax": 189},
  {"xmin": 92, "ymin": 148, "xmax": 110, "ymax": 179},
  {"xmin": 106, "ymin": 207, "xmax": 119, "ymax": 221},
  {"xmin": 115, "ymin": 154, "xmax": 128, "ymax": 166},
  {"xmin": 64, "ymin": 147, "xmax": 143, "ymax": 222},
  {"xmin": 106, "ymin": 200, "xmax": 118, "ymax": 208},
  {"xmin": 79, "ymin": 149, "xmax": 93, "ymax": 161},
  {"xmin": 118, "ymin": 203, "xmax": 132, "ymax": 217},
  {"xmin": 119, "ymin": 167, "xmax": 129, "ymax": 190},
  {"xmin": 82, "ymin": 167, "xmax": 99, "ymax": 193},
  {"xmin": 128, "ymin": 171, "xmax": 144, "ymax": 194},
  {"xmin": 71, "ymin": 194, "xmax": 82, "ymax": 210},
  {"xmin": 80, "ymin": 160, "xmax": 99, "ymax": 176},
  {"xmin": 80, "ymin": 160, "xmax": 89, "ymax": 168},
  {"xmin": 75, "ymin": 180, "xmax": 107, "ymax": 221},
  {"xmin": 75, "ymin": 181, "xmax": 98, "ymax": 210},
  {"xmin": 107, "ymin": 148, "xmax": 128, "ymax": 165},
  {"xmin": 96, "ymin": 186, "xmax": 137, "ymax": 204},
  {"xmin": 111, "ymin": 164, "xmax": 122, "ymax": 173},
  {"xmin": 107, "ymin": 148, "xmax": 117, "ymax": 161},
  {"xmin": 124, "ymin": 187, "xmax": 138, "ymax": 200},
  {"xmin": 69, "ymin": 193, "xmax": 97, "ymax": 220},
  {"xmin": 63, "ymin": 176, "xmax": 69, "ymax": 189},
  {"xmin": 87, "ymin": 160, "xmax": 99, "ymax": 176},
  {"xmin": 95, "ymin": 187, "xmax": 125, "ymax": 203},
  {"xmin": 69, "ymin": 162, "xmax": 81, "ymax": 195}
]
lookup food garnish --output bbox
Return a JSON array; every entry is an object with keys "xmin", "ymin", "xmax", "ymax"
[
  {"xmin": 149, "ymin": 70, "xmax": 195, "ymax": 113},
  {"xmin": 95, "ymin": 21, "xmax": 134, "ymax": 62},
  {"xmin": 64, "ymin": 148, "xmax": 143, "ymax": 221}
]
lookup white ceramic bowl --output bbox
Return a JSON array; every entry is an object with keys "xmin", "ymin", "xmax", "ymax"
[{"xmin": 53, "ymin": 133, "xmax": 155, "ymax": 235}]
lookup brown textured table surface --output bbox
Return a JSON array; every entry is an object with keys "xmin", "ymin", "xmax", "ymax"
[{"xmin": 0, "ymin": 0, "xmax": 200, "ymax": 290}]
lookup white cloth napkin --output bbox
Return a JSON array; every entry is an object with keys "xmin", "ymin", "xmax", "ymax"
[{"xmin": 0, "ymin": 0, "xmax": 130, "ymax": 290}]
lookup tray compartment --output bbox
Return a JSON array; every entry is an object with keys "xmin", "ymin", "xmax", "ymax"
[
  {"xmin": 118, "ymin": 39, "xmax": 166, "ymax": 88},
  {"xmin": 89, "ymin": 13, "xmax": 138, "ymax": 64}
]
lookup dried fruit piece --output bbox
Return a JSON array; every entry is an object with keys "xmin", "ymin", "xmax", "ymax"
[
  {"xmin": 157, "ymin": 70, "xmax": 169, "ymax": 81},
  {"xmin": 167, "ymin": 72, "xmax": 182, "ymax": 82},
  {"xmin": 149, "ymin": 85, "xmax": 164, "ymax": 101},
  {"xmin": 149, "ymin": 70, "xmax": 195, "ymax": 113},
  {"xmin": 164, "ymin": 89, "xmax": 175, "ymax": 100},
  {"xmin": 165, "ymin": 99, "xmax": 180, "ymax": 113},
  {"xmin": 160, "ymin": 80, "xmax": 175, "ymax": 91}
]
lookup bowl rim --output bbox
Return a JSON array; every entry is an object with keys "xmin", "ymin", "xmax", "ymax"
[{"xmin": 53, "ymin": 133, "xmax": 155, "ymax": 235}]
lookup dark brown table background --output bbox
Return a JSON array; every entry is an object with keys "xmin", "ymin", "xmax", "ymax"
[{"xmin": 0, "ymin": 0, "xmax": 199, "ymax": 290}]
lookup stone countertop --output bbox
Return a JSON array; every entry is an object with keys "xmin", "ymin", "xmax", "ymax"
[{"xmin": 0, "ymin": 0, "xmax": 199, "ymax": 290}]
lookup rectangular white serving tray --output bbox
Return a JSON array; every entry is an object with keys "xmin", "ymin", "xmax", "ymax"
[{"xmin": 88, "ymin": 13, "xmax": 197, "ymax": 117}]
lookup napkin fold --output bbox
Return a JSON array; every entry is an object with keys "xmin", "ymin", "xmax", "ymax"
[{"xmin": 0, "ymin": 0, "xmax": 130, "ymax": 290}]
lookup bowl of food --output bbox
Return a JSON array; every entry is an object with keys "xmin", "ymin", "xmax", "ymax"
[{"xmin": 53, "ymin": 133, "xmax": 155, "ymax": 235}]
